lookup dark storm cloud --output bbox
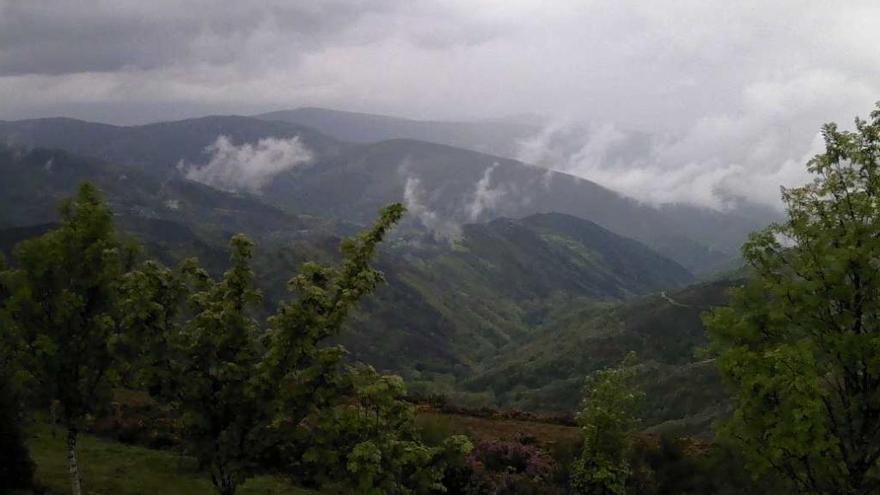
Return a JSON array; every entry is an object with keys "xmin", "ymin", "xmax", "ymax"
[
  {"xmin": 0, "ymin": 2, "xmax": 349, "ymax": 75},
  {"xmin": 0, "ymin": 1, "xmax": 496, "ymax": 76}
]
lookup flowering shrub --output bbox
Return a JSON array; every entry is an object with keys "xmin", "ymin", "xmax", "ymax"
[
  {"xmin": 473, "ymin": 439, "xmax": 554, "ymax": 478},
  {"xmin": 446, "ymin": 438, "xmax": 561, "ymax": 494}
]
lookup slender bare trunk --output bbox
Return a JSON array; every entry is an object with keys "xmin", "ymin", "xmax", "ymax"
[
  {"xmin": 50, "ymin": 400, "xmax": 58, "ymax": 438},
  {"xmin": 67, "ymin": 427, "xmax": 82, "ymax": 495}
]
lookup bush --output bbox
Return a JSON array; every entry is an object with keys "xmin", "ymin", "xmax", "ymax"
[
  {"xmin": 0, "ymin": 377, "xmax": 34, "ymax": 492},
  {"xmin": 445, "ymin": 438, "xmax": 562, "ymax": 495},
  {"xmin": 626, "ymin": 435, "xmax": 783, "ymax": 495}
]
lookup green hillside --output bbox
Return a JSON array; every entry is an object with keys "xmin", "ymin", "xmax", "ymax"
[
  {"xmin": 0, "ymin": 144, "xmax": 706, "ymax": 420},
  {"xmin": 463, "ymin": 280, "xmax": 740, "ymax": 431},
  {"xmin": 339, "ymin": 212, "xmax": 693, "ymax": 375}
]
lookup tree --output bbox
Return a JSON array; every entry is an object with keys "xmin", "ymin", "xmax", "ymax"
[
  {"xmin": 152, "ymin": 234, "xmax": 264, "ymax": 495},
  {"xmin": 1, "ymin": 183, "xmax": 137, "ymax": 495},
  {"xmin": 0, "ymin": 370, "xmax": 34, "ymax": 493},
  {"xmin": 256, "ymin": 202, "xmax": 468, "ymax": 494},
  {"xmin": 0, "ymin": 255, "xmax": 35, "ymax": 493},
  {"xmin": 136, "ymin": 203, "xmax": 458, "ymax": 495},
  {"xmin": 294, "ymin": 366, "xmax": 472, "ymax": 494},
  {"xmin": 705, "ymin": 104, "xmax": 880, "ymax": 494},
  {"xmin": 570, "ymin": 353, "xmax": 642, "ymax": 495}
]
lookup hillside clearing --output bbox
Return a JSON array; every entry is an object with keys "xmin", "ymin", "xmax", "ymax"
[{"xmin": 26, "ymin": 423, "xmax": 317, "ymax": 495}]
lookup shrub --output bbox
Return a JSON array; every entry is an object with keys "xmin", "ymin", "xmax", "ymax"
[
  {"xmin": 446, "ymin": 438, "xmax": 561, "ymax": 495},
  {"xmin": 0, "ymin": 376, "xmax": 34, "ymax": 492}
]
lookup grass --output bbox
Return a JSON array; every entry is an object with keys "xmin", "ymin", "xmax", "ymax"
[
  {"xmin": 416, "ymin": 411, "xmax": 580, "ymax": 448},
  {"xmin": 25, "ymin": 411, "xmax": 580, "ymax": 494},
  {"xmin": 26, "ymin": 423, "xmax": 318, "ymax": 495}
]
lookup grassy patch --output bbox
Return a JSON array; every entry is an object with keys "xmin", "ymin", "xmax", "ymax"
[
  {"xmin": 26, "ymin": 423, "xmax": 317, "ymax": 495},
  {"xmin": 416, "ymin": 411, "xmax": 580, "ymax": 449}
]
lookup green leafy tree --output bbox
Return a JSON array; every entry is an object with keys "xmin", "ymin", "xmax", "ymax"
[
  {"xmin": 0, "ymin": 255, "xmax": 35, "ymax": 493},
  {"xmin": 258, "ymin": 203, "xmax": 407, "ymax": 420},
  {"xmin": 705, "ymin": 104, "xmax": 880, "ymax": 494},
  {"xmin": 570, "ymin": 353, "xmax": 642, "ymax": 495},
  {"xmin": 259, "ymin": 203, "xmax": 469, "ymax": 493},
  {"xmin": 134, "ymin": 203, "xmax": 459, "ymax": 494},
  {"xmin": 0, "ymin": 368, "xmax": 34, "ymax": 493},
  {"xmin": 152, "ymin": 234, "xmax": 264, "ymax": 495},
  {"xmin": 297, "ymin": 366, "xmax": 472, "ymax": 494},
  {"xmin": 1, "ymin": 183, "xmax": 137, "ymax": 495},
  {"xmin": 117, "ymin": 258, "xmax": 189, "ymax": 395}
]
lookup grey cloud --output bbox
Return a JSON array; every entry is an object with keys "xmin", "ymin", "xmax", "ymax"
[
  {"xmin": 0, "ymin": 1, "xmax": 497, "ymax": 76},
  {"xmin": 0, "ymin": 1, "xmax": 412, "ymax": 75},
  {"xmin": 1, "ymin": 0, "xmax": 878, "ymax": 209}
]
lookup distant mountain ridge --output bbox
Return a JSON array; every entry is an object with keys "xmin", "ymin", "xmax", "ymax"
[
  {"xmin": 256, "ymin": 107, "xmax": 538, "ymax": 158},
  {"xmin": 264, "ymin": 137, "xmax": 749, "ymax": 273},
  {"xmin": 0, "ymin": 112, "xmax": 766, "ymax": 273},
  {"xmin": 0, "ymin": 115, "xmax": 344, "ymax": 176}
]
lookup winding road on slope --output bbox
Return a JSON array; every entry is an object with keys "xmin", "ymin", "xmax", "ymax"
[{"xmin": 659, "ymin": 290, "xmax": 691, "ymax": 308}]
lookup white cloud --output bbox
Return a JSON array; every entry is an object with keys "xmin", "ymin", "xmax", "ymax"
[
  {"xmin": 515, "ymin": 70, "xmax": 876, "ymax": 210},
  {"xmin": 401, "ymin": 160, "xmax": 514, "ymax": 239},
  {"xmin": 465, "ymin": 163, "xmax": 506, "ymax": 221},
  {"xmin": 184, "ymin": 135, "xmax": 312, "ymax": 193},
  {"xmin": 402, "ymin": 174, "xmax": 462, "ymax": 241}
]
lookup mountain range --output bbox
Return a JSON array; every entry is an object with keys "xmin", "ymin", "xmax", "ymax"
[
  {"xmin": 0, "ymin": 107, "xmax": 762, "ymax": 430},
  {"xmin": 257, "ymin": 107, "xmax": 538, "ymax": 158},
  {"xmin": 0, "ymin": 110, "xmax": 772, "ymax": 273}
]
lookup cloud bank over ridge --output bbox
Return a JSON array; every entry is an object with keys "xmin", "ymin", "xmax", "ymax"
[{"xmin": 2, "ymin": 0, "xmax": 878, "ymax": 209}]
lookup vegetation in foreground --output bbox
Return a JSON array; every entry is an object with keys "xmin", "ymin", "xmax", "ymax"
[
  {"xmin": 1, "ymin": 188, "xmax": 469, "ymax": 494},
  {"xmin": 707, "ymin": 104, "xmax": 880, "ymax": 493},
  {"xmin": 27, "ymin": 422, "xmax": 317, "ymax": 495}
]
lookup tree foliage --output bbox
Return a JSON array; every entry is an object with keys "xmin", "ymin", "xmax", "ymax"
[
  {"xmin": 570, "ymin": 352, "xmax": 642, "ymax": 495},
  {"xmin": 259, "ymin": 203, "xmax": 471, "ymax": 494},
  {"xmin": 0, "ymin": 254, "xmax": 35, "ymax": 492},
  {"xmin": 705, "ymin": 104, "xmax": 880, "ymax": 494},
  {"xmin": 296, "ymin": 367, "xmax": 472, "ymax": 494},
  {"xmin": 1, "ymin": 183, "xmax": 137, "ymax": 495},
  {"xmin": 123, "ymin": 202, "xmax": 467, "ymax": 494},
  {"xmin": 141, "ymin": 234, "xmax": 265, "ymax": 495},
  {"xmin": 0, "ymin": 184, "xmax": 467, "ymax": 494}
]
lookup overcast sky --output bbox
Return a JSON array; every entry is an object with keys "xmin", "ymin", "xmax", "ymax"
[{"xmin": 1, "ymin": 0, "xmax": 878, "ymax": 208}]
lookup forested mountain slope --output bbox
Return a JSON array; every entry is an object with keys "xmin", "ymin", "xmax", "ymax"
[
  {"xmin": 464, "ymin": 279, "xmax": 739, "ymax": 432},
  {"xmin": 0, "ymin": 116, "xmax": 766, "ymax": 273},
  {"xmin": 0, "ymin": 145, "xmax": 699, "ymax": 411}
]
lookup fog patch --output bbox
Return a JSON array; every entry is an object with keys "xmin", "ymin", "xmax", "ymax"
[
  {"xmin": 402, "ymin": 175, "xmax": 462, "ymax": 242},
  {"xmin": 514, "ymin": 71, "xmax": 879, "ymax": 212},
  {"xmin": 465, "ymin": 163, "xmax": 507, "ymax": 222},
  {"xmin": 183, "ymin": 135, "xmax": 312, "ymax": 193}
]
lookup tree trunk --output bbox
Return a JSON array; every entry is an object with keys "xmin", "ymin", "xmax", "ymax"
[
  {"xmin": 50, "ymin": 400, "xmax": 58, "ymax": 438},
  {"xmin": 67, "ymin": 427, "xmax": 83, "ymax": 495},
  {"xmin": 211, "ymin": 464, "xmax": 238, "ymax": 495}
]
